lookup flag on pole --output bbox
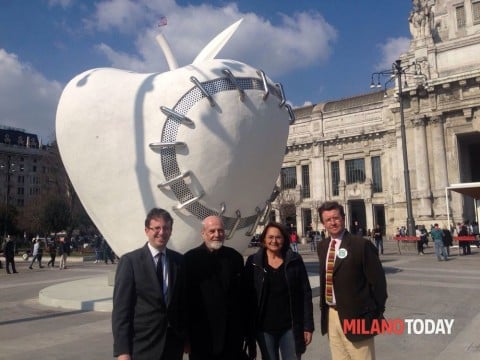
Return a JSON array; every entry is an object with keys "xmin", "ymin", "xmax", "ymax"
[{"xmin": 158, "ymin": 16, "xmax": 168, "ymax": 27}]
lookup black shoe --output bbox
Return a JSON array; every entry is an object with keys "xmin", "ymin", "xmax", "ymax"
[
  {"xmin": 39, "ymin": 266, "xmax": 44, "ymax": 268},
  {"xmin": 28, "ymin": 266, "xmax": 33, "ymax": 269},
  {"xmin": 13, "ymin": 271, "xmax": 18, "ymax": 273},
  {"xmin": 7, "ymin": 271, "xmax": 11, "ymax": 274}
]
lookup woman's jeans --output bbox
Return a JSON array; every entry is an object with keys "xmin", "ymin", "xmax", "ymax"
[{"xmin": 257, "ymin": 329, "xmax": 299, "ymax": 360}]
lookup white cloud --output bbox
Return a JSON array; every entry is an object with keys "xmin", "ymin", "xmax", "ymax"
[
  {"xmin": 88, "ymin": 1, "xmax": 337, "ymax": 78},
  {"xmin": 0, "ymin": 49, "xmax": 63, "ymax": 143},
  {"xmin": 0, "ymin": 1, "xmax": 338, "ymax": 143},
  {"xmin": 375, "ymin": 37, "xmax": 411, "ymax": 70},
  {"xmin": 87, "ymin": 0, "xmax": 153, "ymax": 33}
]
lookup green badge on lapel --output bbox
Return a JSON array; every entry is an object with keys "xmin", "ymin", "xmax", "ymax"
[{"xmin": 338, "ymin": 248, "xmax": 348, "ymax": 259}]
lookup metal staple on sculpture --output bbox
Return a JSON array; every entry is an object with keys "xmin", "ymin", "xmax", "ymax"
[{"xmin": 156, "ymin": 75, "xmax": 283, "ymax": 237}]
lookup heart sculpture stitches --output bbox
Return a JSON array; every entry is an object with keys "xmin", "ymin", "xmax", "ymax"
[{"xmin": 56, "ymin": 20, "xmax": 293, "ymax": 256}]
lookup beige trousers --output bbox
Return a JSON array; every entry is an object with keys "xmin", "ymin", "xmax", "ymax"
[
  {"xmin": 328, "ymin": 307, "xmax": 375, "ymax": 360},
  {"xmin": 59, "ymin": 254, "xmax": 67, "ymax": 269}
]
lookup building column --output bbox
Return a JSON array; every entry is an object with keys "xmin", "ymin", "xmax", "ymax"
[
  {"xmin": 295, "ymin": 161, "xmax": 302, "ymax": 190},
  {"xmin": 339, "ymin": 157, "xmax": 346, "ymax": 188},
  {"xmin": 384, "ymin": 135, "xmax": 396, "ymax": 236},
  {"xmin": 364, "ymin": 152, "xmax": 373, "ymax": 231},
  {"xmin": 295, "ymin": 162, "xmax": 303, "ymax": 234},
  {"xmin": 413, "ymin": 117, "xmax": 432, "ymax": 218},
  {"xmin": 364, "ymin": 153, "xmax": 372, "ymax": 184},
  {"xmin": 295, "ymin": 203, "xmax": 303, "ymax": 237},
  {"xmin": 430, "ymin": 116, "xmax": 448, "ymax": 217},
  {"xmin": 312, "ymin": 142, "xmax": 326, "ymax": 201}
]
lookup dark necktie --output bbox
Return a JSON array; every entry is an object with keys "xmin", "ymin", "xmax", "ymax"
[{"xmin": 325, "ymin": 239, "xmax": 336, "ymax": 304}]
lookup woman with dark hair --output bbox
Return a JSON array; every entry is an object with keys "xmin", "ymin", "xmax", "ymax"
[{"xmin": 243, "ymin": 222, "xmax": 314, "ymax": 360}]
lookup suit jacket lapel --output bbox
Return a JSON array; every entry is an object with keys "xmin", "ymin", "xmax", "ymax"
[
  {"xmin": 318, "ymin": 237, "xmax": 330, "ymax": 279},
  {"xmin": 165, "ymin": 249, "xmax": 177, "ymax": 306},
  {"xmin": 334, "ymin": 231, "xmax": 351, "ymax": 272}
]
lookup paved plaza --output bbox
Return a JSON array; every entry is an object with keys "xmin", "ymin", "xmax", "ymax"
[{"xmin": 1, "ymin": 241, "xmax": 479, "ymax": 359}]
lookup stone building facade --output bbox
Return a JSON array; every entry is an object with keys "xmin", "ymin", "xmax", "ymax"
[
  {"xmin": 0, "ymin": 126, "xmax": 60, "ymax": 210},
  {"xmin": 275, "ymin": 0, "xmax": 480, "ymax": 238}
]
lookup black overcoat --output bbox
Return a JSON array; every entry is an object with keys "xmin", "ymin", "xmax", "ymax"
[{"xmin": 184, "ymin": 243, "xmax": 245, "ymax": 358}]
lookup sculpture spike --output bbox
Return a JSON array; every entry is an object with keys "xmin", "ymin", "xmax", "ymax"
[
  {"xmin": 155, "ymin": 33, "xmax": 178, "ymax": 70},
  {"xmin": 192, "ymin": 19, "xmax": 243, "ymax": 64}
]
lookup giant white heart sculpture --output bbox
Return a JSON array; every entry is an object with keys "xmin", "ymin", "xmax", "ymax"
[{"xmin": 56, "ymin": 20, "xmax": 293, "ymax": 255}]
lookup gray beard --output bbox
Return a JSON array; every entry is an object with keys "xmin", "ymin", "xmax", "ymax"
[{"xmin": 207, "ymin": 241, "xmax": 223, "ymax": 250}]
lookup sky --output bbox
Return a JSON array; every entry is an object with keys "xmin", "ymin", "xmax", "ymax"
[{"xmin": 0, "ymin": 0, "xmax": 413, "ymax": 143}]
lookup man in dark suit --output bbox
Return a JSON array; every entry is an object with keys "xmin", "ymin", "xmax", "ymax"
[
  {"xmin": 184, "ymin": 215, "xmax": 245, "ymax": 360},
  {"xmin": 112, "ymin": 208, "xmax": 187, "ymax": 360},
  {"xmin": 317, "ymin": 201, "xmax": 387, "ymax": 360}
]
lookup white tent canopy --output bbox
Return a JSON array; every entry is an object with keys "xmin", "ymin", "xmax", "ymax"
[{"xmin": 445, "ymin": 182, "xmax": 480, "ymax": 227}]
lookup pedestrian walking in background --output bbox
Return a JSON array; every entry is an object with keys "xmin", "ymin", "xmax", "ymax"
[
  {"xmin": 93, "ymin": 235, "xmax": 102, "ymax": 263},
  {"xmin": 442, "ymin": 225, "xmax": 453, "ymax": 257},
  {"xmin": 58, "ymin": 235, "xmax": 70, "ymax": 270},
  {"xmin": 431, "ymin": 223, "xmax": 447, "ymax": 261},
  {"xmin": 102, "ymin": 238, "xmax": 115, "ymax": 264},
  {"xmin": 29, "ymin": 239, "xmax": 44, "ymax": 269},
  {"xmin": 47, "ymin": 238, "xmax": 57, "ymax": 267},
  {"xmin": 310, "ymin": 231, "xmax": 319, "ymax": 252},
  {"xmin": 3, "ymin": 235, "xmax": 18, "ymax": 274},
  {"xmin": 373, "ymin": 224, "xmax": 383, "ymax": 255},
  {"xmin": 458, "ymin": 222, "xmax": 472, "ymax": 255},
  {"xmin": 416, "ymin": 226, "xmax": 425, "ymax": 255},
  {"xmin": 290, "ymin": 231, "xmax": 298, "ymax": 253}
]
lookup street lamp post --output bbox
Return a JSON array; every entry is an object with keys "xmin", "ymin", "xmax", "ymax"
[
  {"xmin": 371, "ymin": 59, "xmax": 426, "ymax": 236},
  {"xmin": 394, "ymin": 61, "xmax": 416, "ymax": 237}
]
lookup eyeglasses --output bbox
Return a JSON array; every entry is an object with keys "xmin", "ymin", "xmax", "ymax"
[
  {"xmin": 323, "ymin": 216, "xmax": 343, "ymax": 224},
  {"xmin": 148, "ymin": 226, "xmax": 171, "ymax": 232}
]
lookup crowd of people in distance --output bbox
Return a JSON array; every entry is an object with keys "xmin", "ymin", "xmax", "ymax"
[
  {"xmin": 1, "ymin": 233, "xmax": 117, "ymax": 274},
  {"xmin": 306, "ymin": 216, "xmax": 479, "ymax": 262},
  {"xmin": 0, "ymin": 235, "xmax": 72, "ymax": 273},
  {"xmin": 395, "ymin": 220, "xmax": 479, "ymax": 260}
]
